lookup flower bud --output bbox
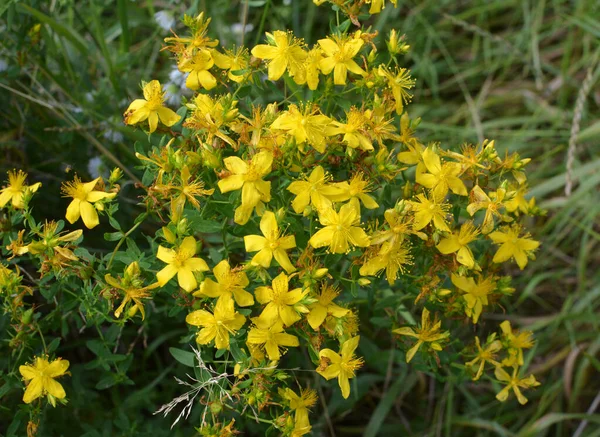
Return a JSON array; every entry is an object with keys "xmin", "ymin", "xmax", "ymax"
[
  {"xmin": 358, "ymin": 278, "xmax": 371, "ymax": 286},
  {"xmin": 387, "ymin": 29, "xmax": 399, "ymax": 54},
  {"xmin": 21, "ymin": 308, "xmax": 33, "ymax": 325},
  {"xmin": 162, "ymin": 227, "xmax": 177, "ymax": 244},
  {"xmin": 109, "ymin": 167, "xmax": 123, "ymax": 185},
  {"xmin": 367, "ymin": 49, "xmax": 377, "ymax": 64},
  {"xmin": 176, "ymin": 218, "xmax": 188, "ymax": 235},
  {"xmin": 312, "ymin": 268, "xmax": 327, "ymax": 279}
]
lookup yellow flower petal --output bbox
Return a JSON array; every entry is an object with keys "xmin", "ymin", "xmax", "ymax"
[{"xmin": 80, "ymin": 201, "xmax": 100, "ymax": 229}]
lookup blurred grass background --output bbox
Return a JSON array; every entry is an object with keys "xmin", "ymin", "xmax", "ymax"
[{"xmin": 1, "ymin": 0, "xmax": 599, "ymax": 435}]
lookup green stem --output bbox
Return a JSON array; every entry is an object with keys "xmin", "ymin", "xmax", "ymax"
[
  {"xmin": 107, "ymin": 213, "xmax": 148, "ymax": 269},
  {"xmin": 36, "ymin": 325, "xmax": 47, "ymax": 353},
  {"xmin": 253, "ymin": 0, "xmax": 272, "ymax": 47}
]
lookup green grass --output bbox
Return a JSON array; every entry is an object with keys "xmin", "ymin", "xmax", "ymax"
[{"xmin": 1, "ymin": 0, "xmax": 599, "ymax": 435}]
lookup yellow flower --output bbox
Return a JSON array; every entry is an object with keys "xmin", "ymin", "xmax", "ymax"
[
  {"xmin": 195, "ymin": 259, "xmax": 254, "ymax": 307},
  {"xmin": 328, "ymin": 108, "xmax": 373, "ymax": 151},
  {"xmin": 19, "ymin": 356, "xmax": 69, "ymax": 406},
  {"xmin": 370, "ymin": 207, "xmax": 426, "ymax": 246},
  {"xmin": 306, "ymin": 284, "xmax": 348, "ymax": 330},
  {"xmin": 212, "ymin": 47, "xmax": 250, "ymax": 83},
  {"xmin": 417, "ymin": 147, "xmax": 467, "ymax": 198},
  {"xmin": 367, "ymin": 0, "xmax": 397, "ymax": 14},
  {"xmin": 270, "ymin": 104, "xmax": 333, "ymax": 154},
  {"xmin": 318, "ymin": 33, "xmax": 365, "ymax": 85},
  {"xmin": 495, "ymin": 365, "xmax": 540, "ymax": 405},
  {"xmin": 178, "ymin": 49, "xmax": 217, "ymax": 90},
  {"xmin": 287, "ymin": 166, "xmax": 346, "ymax": 214},
  {"xmin": 156, "ymin": 236, "xmax": 209, "ymax": 292},
  {"xmin": 61, "ymin": 177, "xmax": 116, "ymax": 229},
  {"xmin": 359, "ymin": 241, "xmax": 412, "ymax": 284},
  {"xmin": 105, "ymin": 261, "xmax": 159, "ymax": 320},
  {"xmin": 255, "ymin": 272, "xmax": 307, "ymax": 326},
  {"xmin": 467, "ymin": 186, "xmax": 510, "ymax": 234},
  {"xmin": 247, "ymin": 317, "xmax": 299, "ymax": 361},
  {"xmin": 489, "ymin": 225, "xmax": 540, "ymax": 270},
  {"xmin": 465, "ymin": 335, "xmax": 502, "ymax": 381},
  {"xmin": 316, "ymin": 336, "xmax": 363, "ymax": 399},
  {"xmin": 123, "ymin": 80, "xmax": 181, "ymax": 133},
  {"xmin": 377, "ymin": 65, "xmax": 416, "ymax": 114},
  {"xmin": 0, "ymin": 170, "xmax": 41, "ymax": 209},
  {"xmin": 170, "ymin": 165, "xmax": 214, "ymax": 219},
  {"xmin": 309, "ymin": 202, "xmax": 370, "ymax": 254},
  {"xmin": 331, "ymin": 172, "xmax": 379, "ymax": 211},
  {"xmin": 499, "ymin": 320, "xmax": 534, "ymax": 366},
  {"xmin": 411, "ymin": 192, "xmax": 451, "ymax": 232},
  {"xmin": 251, "ymin": 31, "xmax": 307, "ymax": 81},
  {"xmin": 279, "ymin": 387, "xmax": 317, "ymax": 431},
  {"xmin": 393, "ymin": 308, "xmax": 449, "ymax": 362},
  {"xmin": 295, "ymin": 47, "xmax": 323, "ymax": 90},
  {"xmin": 163, "ymin": 13, "xmax": 218, "ymax": 57},
  {"xmin": 244, "ymin": 211, "xmax": 296, "ymax": 273},
  {"xmin": 451, "ymin": 274, "xmax": 495, "ymax": 324},
  {"xmin": 218, "ymin": 151, "xmax": 273, "ymax": 225},
  {"xmin": 184, "ymin": 94, "xmax": 239, "ymax": 147},
  {"xmin": 186, "ymin": 295, "xmax": 245, "ymax": 350},
  {"xmin": 26, "ymin": 220, "xmax": 82, "ymax": 262},
  {"xmin": 505, "ymin": 184, "xmax": 536, "ymax": 216},
  {"xmin": 436, "ymin": 221, "xmax": 480, "ymax": 268}
]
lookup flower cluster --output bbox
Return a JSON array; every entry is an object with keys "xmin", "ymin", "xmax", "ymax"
[{"xmin": 0, "ymin": 6, "xmax": 542, "ymax": 436}]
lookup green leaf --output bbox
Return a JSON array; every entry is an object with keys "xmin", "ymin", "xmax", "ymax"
[
  {"xmin": 96, "ymin": 374, "xmax": 120, "ymax": 390},
  {"xmin": 104, "ymin": 231, "xmax": 124, "ymax": 241},
  {"xmin": 169, "ymin": 347, "xmax": 196, "ymax": 367}
]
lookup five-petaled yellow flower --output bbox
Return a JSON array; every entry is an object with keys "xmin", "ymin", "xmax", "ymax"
[
  {"xmin": 307, "ymin": 284, "xmax": 348, "ymax": 330},
  {"xmin": 218, "ymin": 151, "xmax": 273, "ymax": 225},
  {"xmin": 19, "ymin": 356, "xmax": 69, "ymax": 406},
  {"xmin": 105, "ymin": 261, "xmax": 159, "ymax": 320},
  {"xmin": 247, "ymin": 317, "xmax": 299, "ymax": 361},
  {"xmin": 178, "ymin": 49, "xmax": 217, "ymax": 90},
  {"xmin": 255, "ymin": 272, "xmax": 307, "ymax": 326},
  {"xmin": 62, "ymin": 176, "xmax": 116, "ymax": 229},
  {"xmin": 451, "ymin": 274, "xmax": 496, "ymax": 324},
  {"xmin": 156, "ymin": 236, "xmax": 209, "ymax": 292},
  {"xmin": 377, "ymin": 65, "xmax": 416, "ymax": 114},
  {"xmin": 394, "ymin": 308, "xmax": 449, "ymax": 362},
  {"xmin": 489, "ymin": 225, "xmax": 540, "ymax": 270},
  {"xmin": 271, "ymin": 104, "xmax": 333, "ymax": 154},
  {"xmin": 411, "ymin": 192, "xmax": 451, "ymax": 232},
  {"xmin": 195, "ymin": 259, "xmax": 254, "ymax": 307},
  {"xmin": 287, "ymin": 166, "xmax": 346, "ymax": 214},
  {"xmin": 359, "ymin": 241, "xmax": 413, "ymax": 284},
  {"xmin": 465, "ymin": 335, "xmax": 502, "ymax": 381},
  {"xmin": 436, "ymin": 221, "xmax": 480, "ymax": 268},
  {"xmin": 186, "ymin": 295, "xmax": 246, "ymax": 350},
  {"xmin": 499, "ymin": 320, "xmax": 534, "ymax": 367},
  {"xmin": 279, "ymin": 387, "xmax": 317, "ymax": 432},
  {"xmin": 318, "ymin": 33, "xmax": 365, "ymax": 85},
  {"xmin": 417, "ymin": 147, "xmax": 467, "ymax": 198},
  {"xmin": 0, "ymin": 170, "xmax": 41, "ymax": 209},
  {"xmin": 467, "ymin": 186, "xmax": 509, "ymax": 234},
  {"xmin": 495, "ymin": 365, "xmax": 540, "ymax": 405},
  {"xmin": 317, "ymin": 336, "xmax": 363, "ymax": 399},
  {"xmin": 124, "ymin": 80, "xmax": 181, "ymax": 133},
  {"xmin": 244, "ymin": 211, "xmax": 297, "ymax": 273},
  {"xmin": 251, "ymin": 31, "xmax": 307, "ymax": 81},
  {"xmin": 309, "ymin": 203, "xmax": 370, "ymax": 254}
]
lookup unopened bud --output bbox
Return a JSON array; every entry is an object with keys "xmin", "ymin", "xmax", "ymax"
[
  {"xmin": 162, "ymin": 227, "xmax": 176, "ymax": 244},
  {"xmin": 109, "ymin": 167, "xmax": 123, "ymax": 185}
]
